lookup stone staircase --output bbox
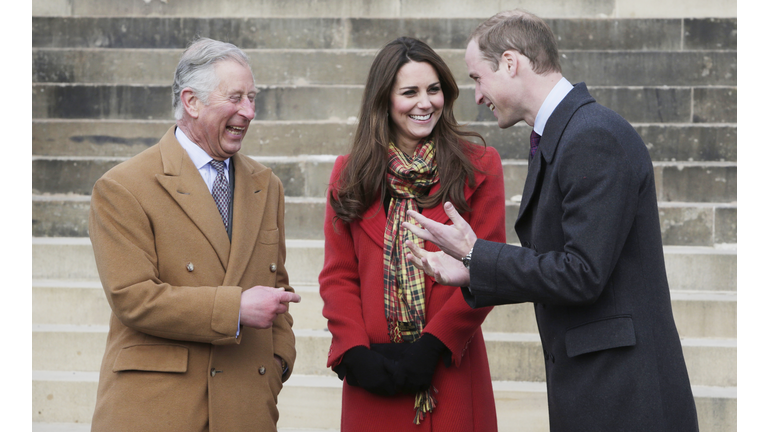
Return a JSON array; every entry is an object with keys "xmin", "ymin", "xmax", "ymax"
[{"xmin": 32, "ymin": 1, "xmax": 736, "ymax": 431}]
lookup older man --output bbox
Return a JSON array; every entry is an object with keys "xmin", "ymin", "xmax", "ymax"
[
  {"xmin": 88, "ymin": 37, "xmax": 301, "ymax": 432},
  {"xmin": 404, "ymin": 10, "xmax": 699, "ymax": 431}
]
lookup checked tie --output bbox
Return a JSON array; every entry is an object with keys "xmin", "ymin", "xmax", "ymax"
[
  {"xmin": 530, "ymin": 130, "xmax": 541, "ymax": 160},
  {"xmin": 209, "ymin": 160, "xmax": 230, "ymax": 231}
]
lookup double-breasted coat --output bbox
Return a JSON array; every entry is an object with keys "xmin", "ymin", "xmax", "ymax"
[
  {"xmin": 465, "ymin": 83, "xmax": 699, "ymax": 431},
  {"xmin": 319, "ymin": 144, "xmax": 506, "ymax": 431},
  {"xmin": 88, "ymin": 126, "xmax": 296, "ymax": 432}
]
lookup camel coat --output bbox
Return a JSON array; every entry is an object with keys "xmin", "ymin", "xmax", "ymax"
[{"xmin": 88, "ymin": 126, "xmax": 296, "ymax": 432}]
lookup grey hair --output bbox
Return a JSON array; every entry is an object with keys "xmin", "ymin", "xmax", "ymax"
[{"xmin": 171, "ymin": 37, "xmax": 253, "ymax": 120}]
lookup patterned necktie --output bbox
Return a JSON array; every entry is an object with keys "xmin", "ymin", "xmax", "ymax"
[
  {"xmin": 209, "ymin": 160, "xmax": 230, "ymax": 230},
  {"xmin": 530, "ymin": 130, "xmax": 541, "ymax": 159}
]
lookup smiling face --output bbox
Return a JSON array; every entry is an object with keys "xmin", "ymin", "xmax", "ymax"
[
  {"xmin": 388, "ymin": 61, "xmax": 445, "ymax": 155},
  {"xmin": 465, "ymin": 39, "xmax": 523, "ymax": 129},
  {"xmin": 188, "ymin": 59, "xmax": 257, "ymax": 160}
]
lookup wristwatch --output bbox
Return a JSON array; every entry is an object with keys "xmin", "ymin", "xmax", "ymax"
[{"xmin": 462, "ymin": 247, "xmax": 473, "ymax": 269}]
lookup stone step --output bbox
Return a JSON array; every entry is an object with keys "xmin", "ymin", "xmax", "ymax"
[
  {"xmin": 32, "ymin": 83, "xmax": 735, "ymax": 125},
  {"xmin": 31, "ymin": 238, "xmax": 738, "ymax": 290},
  {"xmin": 30, "ymin": 155, "xmax": 737, "ymax": 203},
  {"xmin": 32, "ymin": 280, "xmax": 737, "ymax": 339},
  {"xmin": 32, "ymin": 119, "xmax": 738, "ymax": 162},
  {"xmin": 33, "ymin": 48, "xmax": 737, "ymax": 89},
  {"xmin": 32, "ymin": 195, "xmax": 737, "ymax": 246},
  {"xmin": 31, "ymin": 16, "xmax": 736, "ymax": 51},
  {"xmin": 32, "ymin": 325, "xmax": 735, "ymax": 387},
  {"xmin": 29, "ymin": 155, "xmax": 739, "ymax": 204},
  {"xmin": 31, "ymin": 372, "xmax": 735, "ymax": 432}
]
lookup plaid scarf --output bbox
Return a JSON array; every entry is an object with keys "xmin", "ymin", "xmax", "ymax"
[{"xmin": 382, "ymin": 139, "xmax": 440, "ymax": 424}]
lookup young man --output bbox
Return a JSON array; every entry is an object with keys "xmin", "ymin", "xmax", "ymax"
[{"xmin": 404, "ymin": 10, "xmax": 699, "ymax": 431}]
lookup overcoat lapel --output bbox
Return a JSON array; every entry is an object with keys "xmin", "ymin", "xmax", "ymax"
[
  {"xmin": 515, "ymin": 83, "xmax": 595, "ymax": 228},
  {"xmin": 155, "ymin": 129, "xmax": 231, "ymax": 269},
  {"xmin": 224, "ymin": 154, "xmax": 273, "ymax": 286}
]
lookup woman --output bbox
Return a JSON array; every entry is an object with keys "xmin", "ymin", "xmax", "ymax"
[{"xmin": 319, "ymin": 37, "xmax": 506, "ymax": 431}]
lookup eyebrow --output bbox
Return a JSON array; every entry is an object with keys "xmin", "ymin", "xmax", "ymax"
[{"xmin": 398, "ymin": 81, "xmax": 441, "ymax": 91}]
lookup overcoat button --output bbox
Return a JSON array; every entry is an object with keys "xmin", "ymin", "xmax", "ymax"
[
  {"xmin": 259, "ymin": 366, "xmax": 266, "ymax": 375},
  {"xmin": 269, "ymin": 263, "xmax": 277, "ymax": 272},
  {"xmin": 187, "ymin": 262, "xmax": 194, "ymax": 272},
  {"xmin": 211, "ymin": 368, "xmax": 222, "ymax": 377}
]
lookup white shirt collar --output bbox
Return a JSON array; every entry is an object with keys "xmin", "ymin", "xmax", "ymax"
[
  {"xmin": 174, "ymin": 126, "xmax": 230, "ymax": 170},
  {"xmin": 533, "ymin": 77, "xmax": 573, "ymax": 136}
]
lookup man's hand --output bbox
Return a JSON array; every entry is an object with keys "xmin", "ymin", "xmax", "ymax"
[
  {"xmin": 240, "ymin": 286, "xmax": 301, "ymax": 329},
  {"xmin": 402, "ymin": 201, "xmax": 477, "ymax": 260},
  {"xmin": 405, "ymin": 239, "xmax": 470, "ymax": 287}
]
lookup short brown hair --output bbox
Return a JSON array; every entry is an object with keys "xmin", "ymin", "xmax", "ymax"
[{"xmin": 470, "ymin": 9, "xmax": 561, "ymax": 74}]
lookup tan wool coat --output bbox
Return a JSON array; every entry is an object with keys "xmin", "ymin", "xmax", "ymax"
[{"xmin": 88, "ymin": 127, "xmax": 296, "ymax": 432}]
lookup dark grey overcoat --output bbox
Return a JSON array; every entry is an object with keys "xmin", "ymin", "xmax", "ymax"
[{"xmin": 464, "ymin": 83, "xmax": 699, "ymax": 431}]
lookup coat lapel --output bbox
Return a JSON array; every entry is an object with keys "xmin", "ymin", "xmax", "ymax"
[
  {"xmin": 223, "ymin": 154, "xmax": 273, "ymax": 286},
  {"xmin": 515, "ymin": 83, "xmax": 595, "ymax": 228},
  {"xmin": 155, "ymin": 128, "xmax": 231, "ymax": 269}
]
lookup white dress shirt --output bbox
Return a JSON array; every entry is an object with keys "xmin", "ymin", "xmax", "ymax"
[
  {"xmin": 533, "ymin": 77, "xmax": 574, "ymax": 136},
  {"xmin": 175, "ymin": 127, "xmax": 231, "ymax": 191}
]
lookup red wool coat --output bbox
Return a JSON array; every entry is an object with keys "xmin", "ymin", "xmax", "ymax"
[{"xmin": 319, "ymin": 144, "xmax": 506, "ymax": 431}]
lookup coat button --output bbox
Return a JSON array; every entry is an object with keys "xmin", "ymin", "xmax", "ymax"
[
  {"xmin": 523, "ymin": 241, "xmax": 531, "ymax": 248},
  {"xmin": 269, "ymin": 263, "xmax": 277, "ymax": 272},
  {"xmin": 211, "ymin": 368, "xmax": 222, "ymax": 377},
  {"xmin": 259, "ymin": 366, "xmax": 266, "ymax": 375},
  {"xmin": 187, "ymin": 262, "xmax": 194, "ymax": 272}
]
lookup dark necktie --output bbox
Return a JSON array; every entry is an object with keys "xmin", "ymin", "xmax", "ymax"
[
  {"xmin": 530, "ymin": 130, "xmax": 541, "ymax": 159},
  {"xmin": 209, "ymin": 160, "xmax": 230, "ymax": 230}
]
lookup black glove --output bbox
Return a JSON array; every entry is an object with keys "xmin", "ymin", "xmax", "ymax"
[
  {"xmin": 370, "ymin": 342, "xmax": 409, "ymax": 361},
  {"xmin": 394, "ymin": 333, "xmax": 449, "ymax": 394},
  {"xmin": 333, "ymin": 346, "xmax": 398, "ymax": 396}
]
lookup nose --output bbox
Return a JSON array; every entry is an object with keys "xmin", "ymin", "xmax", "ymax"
[
  {"xmin": 474, "ymin": 86, "xmax": 484, "ymax": 105},
  {"xmin": 239, "ymin": 97, "xmax": 256, "ymax": 120},
  {"xmin": 416, "ymin": 92, "xmax": 433, "ymax": 109}
]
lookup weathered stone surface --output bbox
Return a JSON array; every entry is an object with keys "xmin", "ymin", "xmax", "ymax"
[
  {"xmin": 33, "ymin": 17, "xmax": 351, "ymax": 49},
  {"xmin": 32, "ymin": 85, "xmax": 172, "ymax": 120},
  {"xmin": 32, "ymin": 0, "xmax": 737, "ymax": 19},
  {"xmin": 35, "ymin": 197, "xmax": 727, "ymax": 246},
  {"xmin": 715, "ymin": 206, "xmax": 737, "ymax": 244},
  {"xmin": 587, "ymin": 87, "xmax": 691, "ymax": 123},
  {"xmin": 33, "ymin": 199, "xmax": 91, "ymax": 237},
  {"xmin": 562, "ymin": 51, "xmax": 736, "ymax": 87},
  {"xmin": 34, "ymin": 17, "xmax": 727, "ymax": 51},
  {"xmin": 33, "ymin": 48, "xmax": 737, "ymax": 88},
  {"xmin": 658, "ymin": 205, "xmax": 715, "ymax": 246},
  {"xmin": 32, "ymin": 159, "xmax": 121, "ymax": 196},
  {"xmin": 548, "ymin": 18, "xmax": 681, "ymax": 50},
  {"xmin": 658, "ymin": 164, "xmax": 736, "ymax": 203},
  {"xmin": 638, "ymin": 125, "xmax": 736, "ymax": 162},
  {"xmin": 693, "ymin": 87, "xmax": 737, "ymax": 123},
  {"xmin": 684, "ymin": 18, "xmax": 738, "ymax": 50},
  {"xmin": 615, "ymin": 0, "xmax": 736, "ymax": 18},
  {"xmin": 37, "ymin": 84, "xmax": 726, "ymax": 125}
]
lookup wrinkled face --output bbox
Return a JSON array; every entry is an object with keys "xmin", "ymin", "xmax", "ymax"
[
  {"xmin": 389, "ymin": 61, "xmax": 444, "ymax": 153},
  {"xmin": 465, "ymin": 39, "xmax": 520, "ymax": 129},
  {"xmin": 190, "ymin": 60, "xmax": 257, "ymax": 160}
]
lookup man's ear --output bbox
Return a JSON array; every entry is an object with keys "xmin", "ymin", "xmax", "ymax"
[
  {"xmin": 180, "ymin": 88, "xmax": 200, "ymax": 119},
  {"xmin": 500, "ymin": 50, "xmax": 518, "ymax": 78}
]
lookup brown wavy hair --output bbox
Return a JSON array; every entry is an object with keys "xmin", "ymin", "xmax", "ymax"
[{"xmin": 330, "ymin": 37, "xmax": 485, "ymax": 223}]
